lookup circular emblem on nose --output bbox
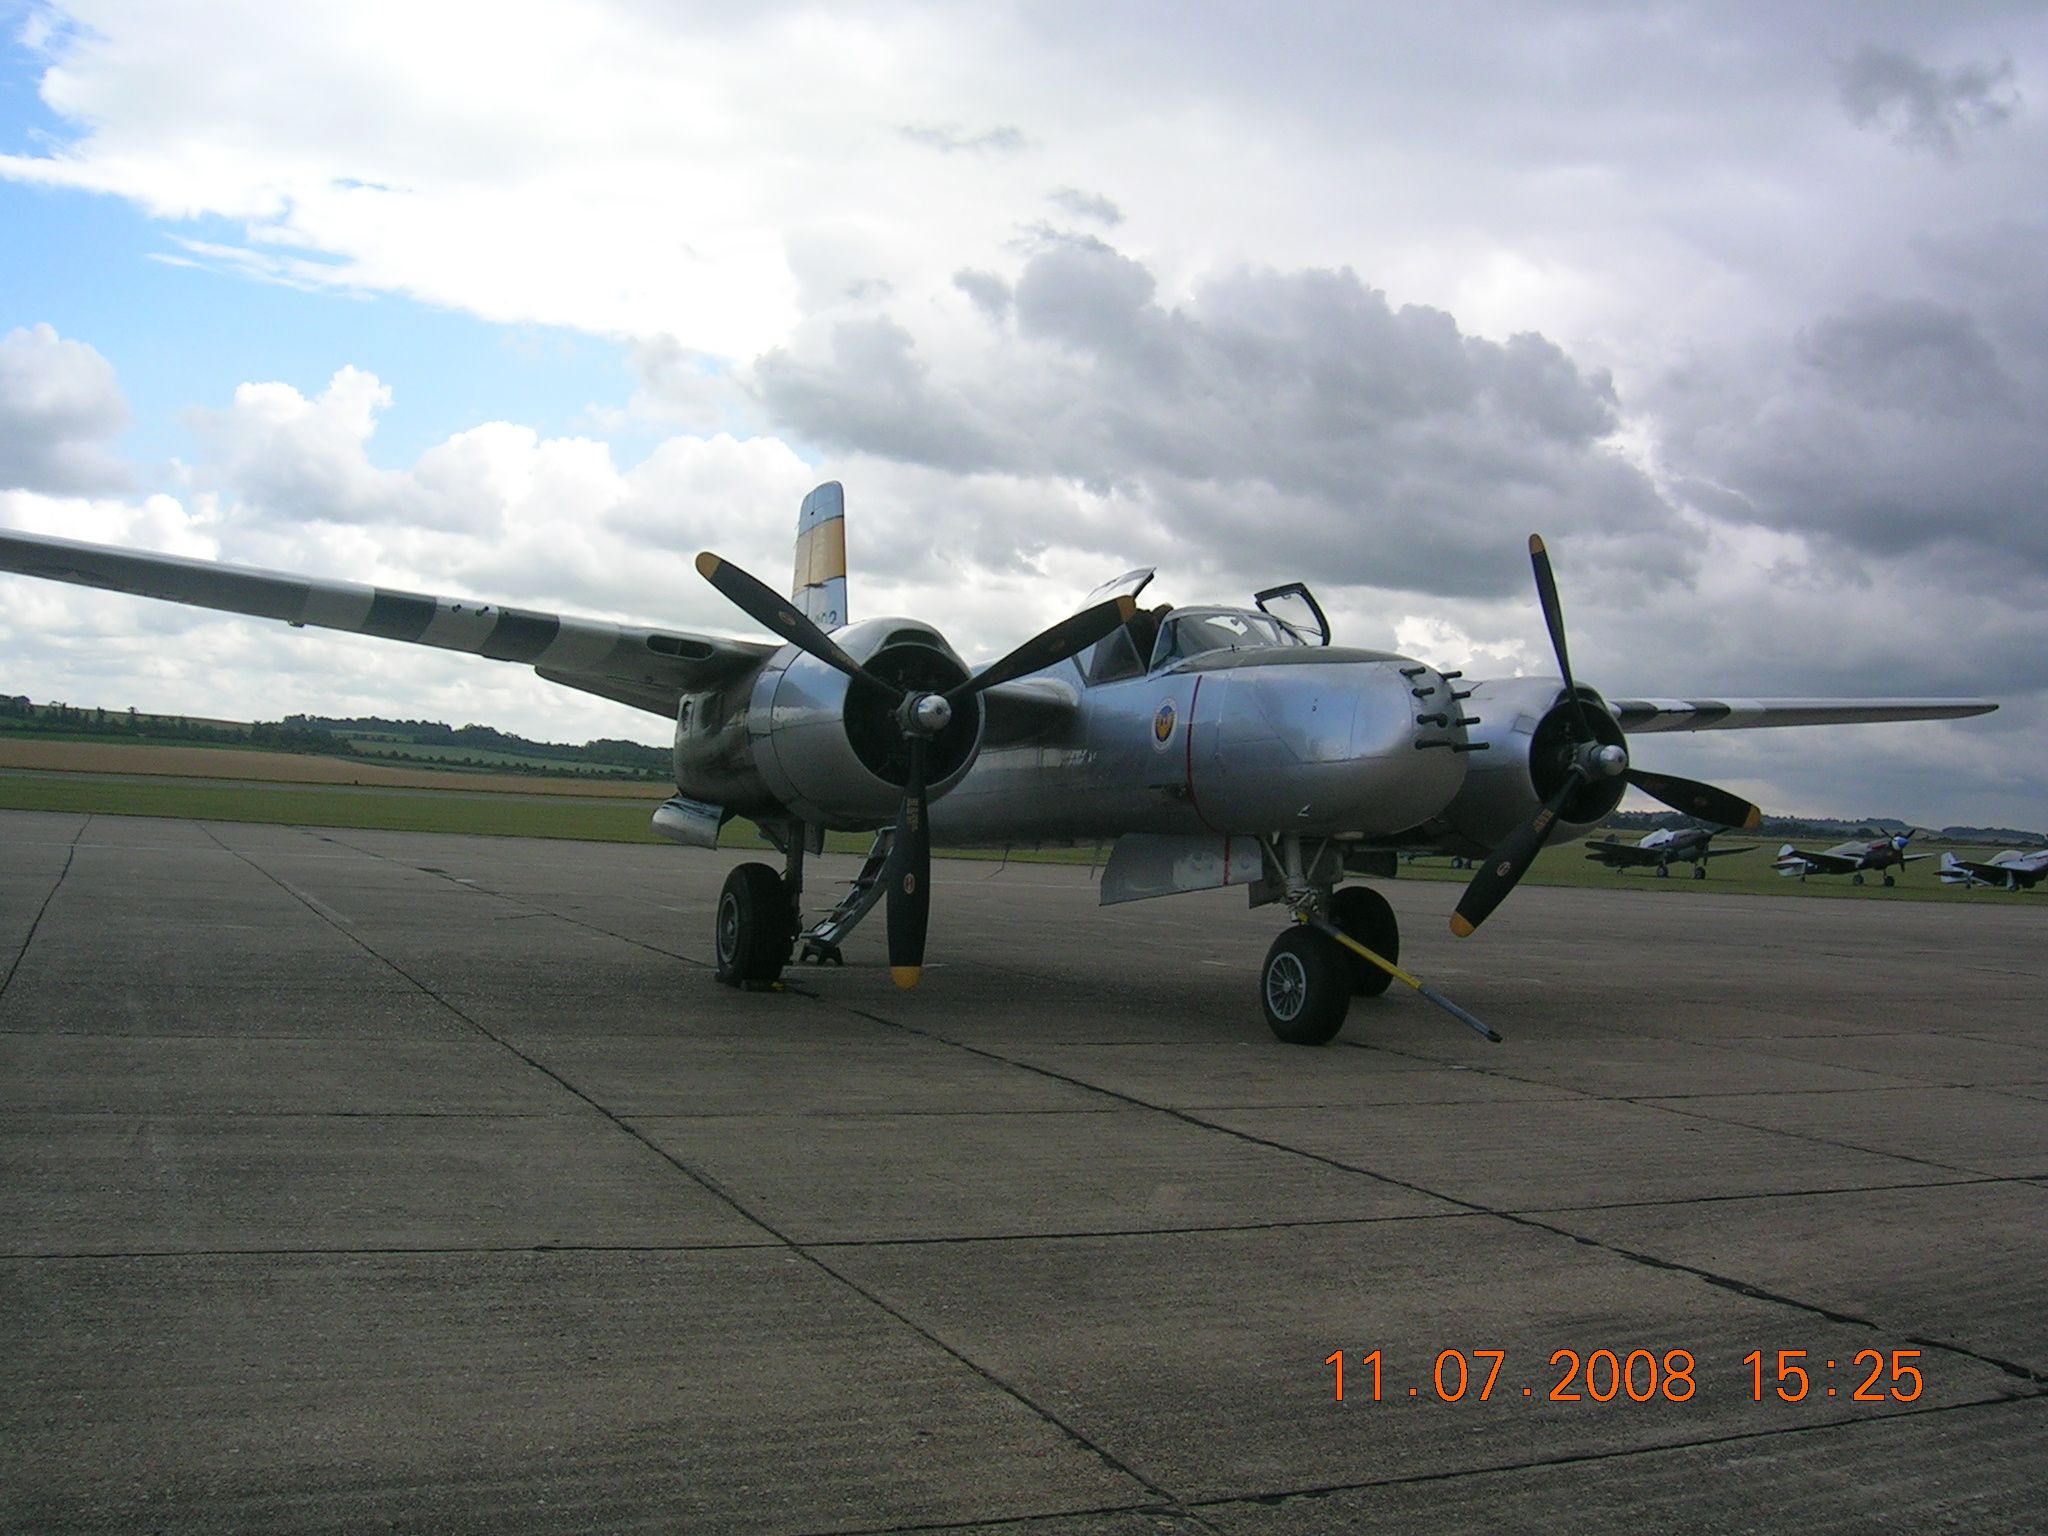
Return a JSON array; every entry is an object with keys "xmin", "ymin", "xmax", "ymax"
[{"xmin": 1152, "ymin": 699, "xmax": 1177, "ymax": 746}]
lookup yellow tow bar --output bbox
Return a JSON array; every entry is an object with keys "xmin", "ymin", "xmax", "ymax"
[{"xmin": 1297, "ymin": 911, "xmax": 1502, "ymax": 1043}]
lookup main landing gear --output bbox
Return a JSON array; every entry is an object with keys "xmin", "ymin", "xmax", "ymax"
[
  {"xmin": 714, "ymin": 821, "xmax": 814, "ymax": 988},
  {"xmin": 715, "ymin": 862, "xmax": 795, "ymax": 986},
  {"xmin": 714, "ymin": 823, "xmax": 900, "ymax": 987}
]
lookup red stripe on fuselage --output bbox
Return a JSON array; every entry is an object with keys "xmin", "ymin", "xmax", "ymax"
[{"xmin": 1185, "ymin": 674, "xmax": 1219, "ymax": 833}]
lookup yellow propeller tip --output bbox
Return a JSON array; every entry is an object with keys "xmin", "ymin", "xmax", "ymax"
[
  {"xmin": 1448, "ymin": 915, "xmax": 1476, "ymax": 938},
  {"xmin": 890, "ymin": 966, "xmax": 922, "ymax": 989},
  {"xmin": 694, "ymin": 552, "xmax": 721, "ymax": 577},
  {"xmin": 1114, "ymin": 595, "xmax": 1138, "ymax": 620},
  {"xmin": 1743, "ymin": 807, "xmax": 1763, "ymax": 829},
  {"xmin": 1528, "ymin": 534, "xmax": 1546, "ymax": 555}
]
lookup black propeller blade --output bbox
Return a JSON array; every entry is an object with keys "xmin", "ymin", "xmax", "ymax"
[
  {"xmin": 695, "ymin": 552, "xmax": 900, "ymax": 699},
  {"xmin": 883, "ymin": 732, "xmax": 932, "ymax": 988},
  {"xmin": 1528, "ymin": 534, "xmax": 1597, "ymax": 741},
  {"xmin": 1626, "ymin": 768, "xmax": 1762, "ymax": 829},
  {"xmin": 1450, "ymin": 772, "xmax": 1584, "ymax": 938},
  {"xmin": 1452, "ymin": 535, "xmax": 1760, "ymax": 937},
  {"xmin": 880, "ymin": 596, "xmax": 1133, "ymax": 987},
  {"xmin": 947, "ymin": 596, "xmax": 1138, "ymax": 700},
  {"xmin": 695, "ymin": 553, "xmax": 1142, "ymax": 989}
]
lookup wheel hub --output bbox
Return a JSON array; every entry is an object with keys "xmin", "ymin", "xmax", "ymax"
[{"xmin": 1266, "ymin": 952, "xmax": 1308, "ymax": 1021}]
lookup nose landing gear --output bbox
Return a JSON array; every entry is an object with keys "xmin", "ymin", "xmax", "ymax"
[{"xmin": 1255, "ymin": 837, "xmax": 1497, "ymax": 1047}]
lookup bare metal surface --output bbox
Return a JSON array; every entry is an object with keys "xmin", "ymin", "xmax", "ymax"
[{"xmin": 1, "ymin": 809, "xmax": 2042, "ymax": 1532}]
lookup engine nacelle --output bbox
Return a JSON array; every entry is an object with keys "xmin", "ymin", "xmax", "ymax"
[
  {"xmin": 1425, "ymin": 676, "xmax": 1628, "ymax": 855},
  {"xmin": 744, "ymin": 617, "xmax": 985, "ymax": 828}
]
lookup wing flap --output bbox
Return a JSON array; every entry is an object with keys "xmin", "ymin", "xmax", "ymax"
[
  {"xmin": 0, "ymin": 527, "xmax": 774, "ymax": 719},
  {"xmin": 1610, "ymin": 697, "xmax": 1996, "ymax": 733}
]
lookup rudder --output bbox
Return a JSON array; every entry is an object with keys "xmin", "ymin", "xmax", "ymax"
[{"xmin": 793, "ymin": 482, "xmax": 848, "ymax": 632}]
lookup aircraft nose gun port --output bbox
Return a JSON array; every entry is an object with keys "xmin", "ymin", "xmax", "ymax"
[{"xmin": 1406, "ymin": 667, "xmax": 1485, "ymax": 752}]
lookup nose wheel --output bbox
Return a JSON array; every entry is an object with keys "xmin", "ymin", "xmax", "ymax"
[{"xmin": 1260, "ymin": 927, "xmax": 1351, "ymax": 1045}]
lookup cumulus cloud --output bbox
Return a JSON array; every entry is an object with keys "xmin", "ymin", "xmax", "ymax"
[
  {"xmin": 1651, "ymin": 288, "xmax": 2048, "ymax": 576},
  {"xmin": 0, "ymin": 324, "xmax": 132, "ymax": 494},
  {"xmin": 898, "ymin": 122, "xmax": 1030, "ymax": 155},
  {"xmin": 759, "ymin": 236, "xmax": 1673, "ymax": 597},
  {"xmin": 1047, "ymin": 187, "xmax": 1122, "ymax": 225},
  {"xmin": 1837, "ymin": 45, "xmax": 2020, "ymax": 157}
]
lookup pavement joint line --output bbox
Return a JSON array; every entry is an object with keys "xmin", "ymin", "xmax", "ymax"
[
  {"xmin": 786, "ymin": 1496, "xmax": 1187, "ymax": 1536},
  {"xmin": 316, "ymin": 828, "xmax": 710, "ymax": 968},
  {"xmin": 838, "ymin": 1002, "xmax": 2048, "ymax": 1391},
  {"xmin": 0, "ymin": 1239, "xmax": 789, "ymax": 1262},
  {"xmin": 202, "ymin": 822, "xmax": 1201, "ymax": 1526},
  {"xmin": 1501, "ymin": 1170, "xmax": 2024, "ymax": 1216},
  {"xmin": 0, "ymin": 811, "xmax": 89, "ymax": 1004},
  {"xmin": 1617, "ymin": 1093, "xmax": 2016, "ymax": 1183},
  {"xmin": 1348, "ymin": 1034, "xmax": 1932, "ymax": 1099},
  {"xmin": 1179, "ymin": 1390, "xmax": 2048, "ymax": 1516},
  {"xmin": 0, "ymin": 1108, "xmax": 568, "ymax": 1119},
  {"xmin": 793, "ymin": 1209, "xmax": 1485, "ymax": 1249}
]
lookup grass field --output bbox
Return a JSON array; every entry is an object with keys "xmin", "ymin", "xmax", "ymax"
[
  {"xmin": 1, "ymin": 761, "xmax": 2039, "ymax": 906},
  {"xmin": 336, "ymin": 733, "xmax": 664, "ymax": 778},
  {"xmin": 0, "ymin": 739, "xmax": 656, "ymax": 797}
]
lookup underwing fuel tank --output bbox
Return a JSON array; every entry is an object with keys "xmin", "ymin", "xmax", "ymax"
[{"xmin": 1183, "ymin": 653, "xmax": 1469, "ymax": 835}]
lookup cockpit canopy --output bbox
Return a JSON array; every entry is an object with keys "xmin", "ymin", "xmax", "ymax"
[
  {"xmin": 1085, "ymin": 604, "xmax": 1308, "ymax": 685},
  {"xmin": 1154, "ymin": 609, "xmax": 1306, "ymax": 666}
]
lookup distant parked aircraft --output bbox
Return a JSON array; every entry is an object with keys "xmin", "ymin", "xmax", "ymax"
[
  {"xmin": 1584, "ymin": 826, "xmax": 1756, "ymax": 879},
  {"xmin": 1937, "ymin": 849, "xmax": 2048, "ymax": 892},
  {"xmin": 1772, "ymin": 831, "xmax": 1928, "ymax": 887}
]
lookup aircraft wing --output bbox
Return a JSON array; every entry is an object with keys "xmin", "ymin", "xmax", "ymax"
[
  {"xmin": 1942, "ymin": 856, "xmax": 2008, "ymax": 883},
  {"xmin": 1583, "ymin": 842, "xmax": 1657, "ymax": 867},
  {"xmin": 0, "ymin": 528, "xmax": 776, "ymax": 720},
  {"xmin": 1610, "ymin": 698, "xmax": 1997, "ymax": 733},
  {"xmin": 1773, "ymin": 846, "xmax": 1859, "ymax": 874},
  {"xmin": 1700, "ymin": 844, "xmax": 1758, "ymax": 859}
]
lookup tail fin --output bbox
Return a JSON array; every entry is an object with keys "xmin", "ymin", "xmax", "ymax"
[{"xmin": 793, "ymin": 482, "xmax": 848, "ymax": 632}]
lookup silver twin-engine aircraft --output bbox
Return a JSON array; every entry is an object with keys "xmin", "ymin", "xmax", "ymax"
[{"xmin": 0, "ymin": 483, "xmax": 1999, "ymax": 1045}]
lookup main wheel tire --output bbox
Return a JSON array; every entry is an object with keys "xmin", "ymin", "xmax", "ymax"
[
  {"xmin": 1852, "ymin": 874, "xmax": 1865, "ymax": 887},
  {"xmin": 1260, "ymin": 927, "xmax": 1351, "ymax": 1045},
  {"xmin": 1882, "ymin": 873, "xmax": 1895, "ymax": 888},
  {"xmin": 1656, "ymin": 865, "xmax": 1670, "ymax": 878},
  {"xmin": 715, "ymin": 862, "xmax": 792, "ymax": 986},
  {"xmin": 1692, "ymin": 865, "xmax": 1706, "ymax": 880},
  {"xmin": 1329, "ymin": 885, "xmax": 1399, "ymax": 998}
]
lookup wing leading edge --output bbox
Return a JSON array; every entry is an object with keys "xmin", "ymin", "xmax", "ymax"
[
  {"xmin": 0, "ymin": 528, "xmax": 775, "ymax": 719},
  {"xmin": 1610, "ymin": 697, "xmax": 1996, "ymax": 733}
]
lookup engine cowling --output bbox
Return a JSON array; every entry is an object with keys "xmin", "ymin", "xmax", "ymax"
[
  {"xmin": 746, "ymin": 617, "xmax": 985, "ymax": 827},
  {"xmin": 1426, "ymin": 676, "xmax": 1628, "ymax": 855}
]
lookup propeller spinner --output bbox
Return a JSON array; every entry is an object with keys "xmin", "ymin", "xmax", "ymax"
[
  {"xmin": 1449, "ymin": 536, "xmax": 1762, "ymax": 938},
  {"xmin": 698, "ymin": 552, "xmax": 1136, "ymax": 986}
]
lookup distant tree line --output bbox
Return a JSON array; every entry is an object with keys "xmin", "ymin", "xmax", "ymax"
[
  {"xmin": 288, "ymin": 715, "xmax": 668, "ymax": 773},
  {"xmin": 0, "ymin": 696, "xmax": 667, "ymax": 781},
  {"xmin": 0, "ymin": 697, "xmax": 356, "ymax": 754},
  {"xmin": 1607, "ymin": 808, "xmax": 2043, "ymax": 846}
]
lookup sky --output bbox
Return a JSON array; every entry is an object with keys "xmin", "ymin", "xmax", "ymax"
[{"xmin": 1, "ymin": 0, "xmax": 2044, "ymax": 829}]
